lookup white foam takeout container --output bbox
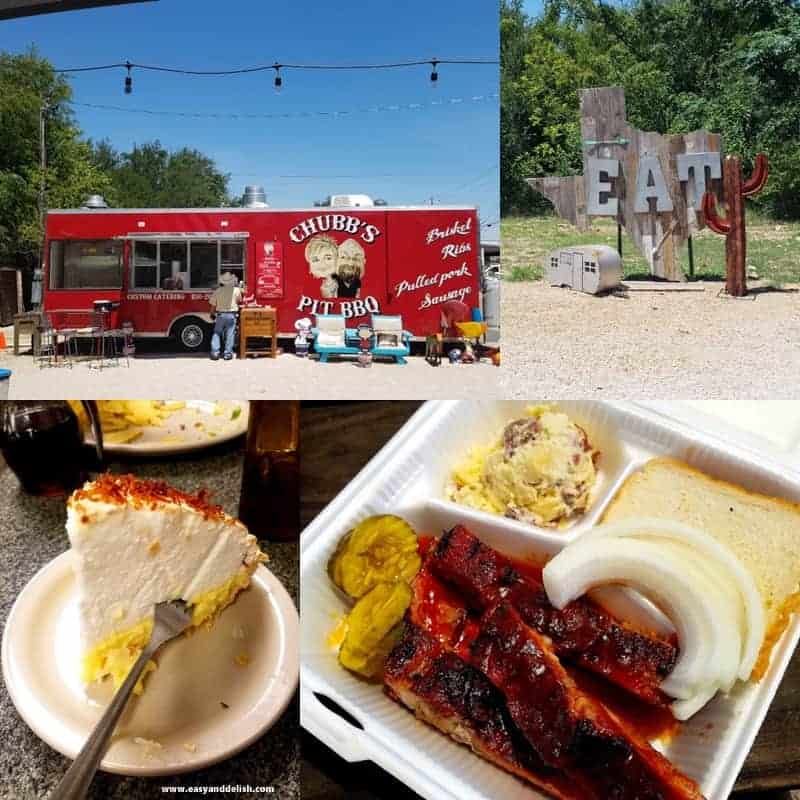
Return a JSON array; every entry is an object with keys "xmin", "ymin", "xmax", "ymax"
[{"xmin": 300, "ymin": 400, "xmax": 800, "ymax": 800}]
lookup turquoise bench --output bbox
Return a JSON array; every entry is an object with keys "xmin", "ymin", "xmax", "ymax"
[
  {"xmin": 370, "ymin": 314, "xmax": 411, "ymax": 365},
  {"xmin": 311, "ymin": 314, "xmax": 360, "ymax": 363}
]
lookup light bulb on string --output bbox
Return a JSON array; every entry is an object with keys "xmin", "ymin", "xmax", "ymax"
[
  {"xmin": 430, "ymin": 59, "xmax": 439, "ymax": 88},
  {"xmin": 273, "ymin": 64, "xmax": 282, "ymax": 93},
  {"xmin": 124, "ymin": 61, "xmax": 133, "ymax": 95}
]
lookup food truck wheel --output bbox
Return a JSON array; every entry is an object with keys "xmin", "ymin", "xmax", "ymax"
[{"xmin": 172, "ymin": 317, "xmax": 211, "ymax": 351}]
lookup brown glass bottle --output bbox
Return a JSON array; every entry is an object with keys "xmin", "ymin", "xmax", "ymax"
[
  {"xmin": 0, "ymin": 401, "xmax": 101, "ymax": 495},
  {"xmin": 238, "ymin": 401, "xmax": 300, "ymax": 541}
]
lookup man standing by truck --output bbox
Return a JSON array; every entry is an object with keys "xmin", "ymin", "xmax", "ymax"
[{"xmin": 209, "ymin": 272, "xmax": 244, "ymax": 360}]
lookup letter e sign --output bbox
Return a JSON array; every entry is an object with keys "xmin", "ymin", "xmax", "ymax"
[{"xmin": 587, "ymin": 158, "xmax": 619, "ymax": 216}]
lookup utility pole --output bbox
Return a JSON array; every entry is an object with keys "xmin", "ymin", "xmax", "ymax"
[
  {"xmin": 39, "ymin": 100, "xmax": 48, "ymax": 226},
  {"xmin": 34, "ymin": 97, "xmax": 50, "ymax": 310}
]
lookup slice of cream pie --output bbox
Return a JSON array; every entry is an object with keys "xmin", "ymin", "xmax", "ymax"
[{"xmin": 67, "ymin": 474, "xmax": 265, "ymax": 690}]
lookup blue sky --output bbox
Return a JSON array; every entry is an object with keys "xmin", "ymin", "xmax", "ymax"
[{"xmin": 1, "ymin": 0, "xmax": 499, "ymax": 230}]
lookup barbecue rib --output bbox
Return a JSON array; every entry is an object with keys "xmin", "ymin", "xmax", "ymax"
[
  {"xmin": 405, "ymin": 562, "xmax": 703, "ymax": 800},
  {"xmin": 384, "ymin": 622, "xmax": 580, "ymax": 800},
  {"xmin": 428, "ymin": 524, "xmax": 677, "ymax": 705},
  {"xmin": 469, "ymin": 600, "xmax": 703, "ymax": 800}
]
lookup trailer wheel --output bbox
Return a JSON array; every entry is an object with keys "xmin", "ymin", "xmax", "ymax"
[{"xmin": 172, "ymin": 317, "xmax": 211, "ymax": 352}]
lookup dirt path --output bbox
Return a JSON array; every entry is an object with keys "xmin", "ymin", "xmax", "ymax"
[
  {"xmin": 0, "ymin": 347, "xmax": 500, "ymax": 400},
  {"xmin": 499, "ymin": 282, "xmax": 800, "ymax": 398}
]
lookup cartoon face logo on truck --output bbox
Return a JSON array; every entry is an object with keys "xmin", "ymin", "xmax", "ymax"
[
  {"xmin": 296, "ymin": 215, "xmax": 375, "ymax": 299},
  {"xmin": 304, "ymin": 235, "xmax": 367, "ymax": 299},
  {"xmin": 334, "ymin": 238, "xmax": 365, "ymax": 298},
  {"xmin": 304, "ymin": 235, "xmax": 340, "ymax": 298}
]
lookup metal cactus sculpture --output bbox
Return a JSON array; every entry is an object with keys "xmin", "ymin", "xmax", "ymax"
[{"xmin": 702, "ymin": 154, "xmax": 769, "ymax": 297}]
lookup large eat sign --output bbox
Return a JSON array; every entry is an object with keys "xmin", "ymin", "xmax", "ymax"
[{"xmin": 528, "ymin": 87, "xmax": 724, "ymax": 281}]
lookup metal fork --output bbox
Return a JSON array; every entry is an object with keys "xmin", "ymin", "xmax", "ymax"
[{"xmin": 49, "ymin": 600, "xmax": 194, "ymax": 800}]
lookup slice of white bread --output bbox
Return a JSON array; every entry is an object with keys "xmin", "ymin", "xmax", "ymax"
[{"xmin": 602, "ymin": 457, "xmax": 800, "ymax": 679}]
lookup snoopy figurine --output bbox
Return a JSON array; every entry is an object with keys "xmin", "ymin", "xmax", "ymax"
[
  {"xmin": 294, "ymin": 317, "xmax": 312, "ymax": 358},
  {"xmin": 356, "ymin": 323, "xmax": 373, "ymax": 368}
]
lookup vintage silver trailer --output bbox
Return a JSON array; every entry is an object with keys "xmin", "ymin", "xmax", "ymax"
[{"xmin": 546, "ymin": 245, "xmax": 622, "ymax": 294}]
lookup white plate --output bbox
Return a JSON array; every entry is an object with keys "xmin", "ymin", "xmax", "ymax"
[
  {"xmin": 300, "ymin": 400, "xmax": 800, "ymax": 800},
  {"xmin": 85, "ymin": 400, "xmax": 249, "ymax": 456},
  {"xmin": 3, "ymin": 555, "xmax": 298, "ymax": 776}
]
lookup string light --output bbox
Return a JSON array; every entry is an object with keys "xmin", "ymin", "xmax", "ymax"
[
  {"xmin": 56, "ymin": 57, "xmax": 497, "ymax": 74},
  {"xmin": 55, "ymin": 56, "xmax": 497, "ymax": 94}
]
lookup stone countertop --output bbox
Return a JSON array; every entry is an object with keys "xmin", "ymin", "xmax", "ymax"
[{"xmin": 0, "ymin": 436, "xmax": 299, "ymax": 800}]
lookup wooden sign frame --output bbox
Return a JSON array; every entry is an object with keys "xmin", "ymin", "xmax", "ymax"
[{"xmin": 528, "ymin": 87, "xmax": 724, "ymax": 281}]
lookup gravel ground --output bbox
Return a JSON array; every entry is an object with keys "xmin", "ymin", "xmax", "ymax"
[
  {"xmin": 0, "ymin": 337, "xmax": 500, "ymax": 400},
  {"xmin": 499, "ymin": 282, "xmax": 800, "ymax": 398}
]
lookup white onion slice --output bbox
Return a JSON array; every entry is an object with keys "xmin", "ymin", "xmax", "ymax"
[
  {"xmin": 585, "ymin": 517, "xmax": 765, "ymax": 680},
  {"xmin": 544, "ymin": 538, "xmax": 732, "ymax": 699},
  {"xmin": 671, "ymin": 684, "xmax": 719, "ymax": 721},
  {"xmin": 655, "ymin": 540, "xmax": 741, "ymax": 695}
]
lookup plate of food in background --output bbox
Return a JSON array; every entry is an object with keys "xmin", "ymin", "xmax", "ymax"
[{"xmin": 69, "ymin": 400, "xmax": 249, "ymax": 456}]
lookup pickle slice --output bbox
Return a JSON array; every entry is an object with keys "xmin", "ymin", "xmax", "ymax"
[
  {"xmin": 339, "ymin": 582, "xmax": 412, "ymax": 679},
  {"xmin": 329, "ymin": 515, "xmax": 421, "ymax": 599}
]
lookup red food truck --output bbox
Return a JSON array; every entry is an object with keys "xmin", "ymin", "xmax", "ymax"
[{"xmin": 42, "ymin": 202, "xmax": 482, "ymax": 351}]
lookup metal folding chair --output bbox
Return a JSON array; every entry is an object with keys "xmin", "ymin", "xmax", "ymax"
[
  {"xmin": 61, "ymin": 328, "xmax": 80, "ymax": 367},
  {"xmin": 92, "ymin": 311, "xmax": 122, "ymax": 370},
  {"xmin": 120, "ymin": 322, "xmax": 135, "ymax": 367},
  {"xmin": 34, "ymin": 314, "xmax": 57, "ymax": 368}
]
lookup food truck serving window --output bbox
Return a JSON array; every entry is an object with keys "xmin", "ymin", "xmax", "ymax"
[
  {"xmin": 131, "ymin": 239, "xmax": 245, "ymax": 290},
  {"xmin": 49, "ymin": 240, "xmax": 123, "ymax": 289}
]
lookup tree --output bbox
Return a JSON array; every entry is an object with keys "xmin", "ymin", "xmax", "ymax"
[
  {"xmin": 503, "ymin": 0, "xmax": 800, "ymax": 218},
  {"xmin": 159, "ymin": 147, "xmax": 230, "ymax": 207},
  {"xmin": 0, "ymin": 49, "xmax": 234, "ymax": 309},
  {"xmin": 86, "ymin": 138, "xmax": 120, "ymax": 175},
  {"xmin": 500, "ymin": 0, "xmax": 626, "ymax": 214},
  {"xmin": 0, "ymin": 49, "xmax": 111, "ymax": 269},
  {"xmin": 91, "ymin": 139, "xmax": 232, "ymax": 208}
]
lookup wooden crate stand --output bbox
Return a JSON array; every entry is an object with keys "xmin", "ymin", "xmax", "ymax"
[{"xmin": 239, "ymin": 307, "xmax": 279, "ymax": 359}]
